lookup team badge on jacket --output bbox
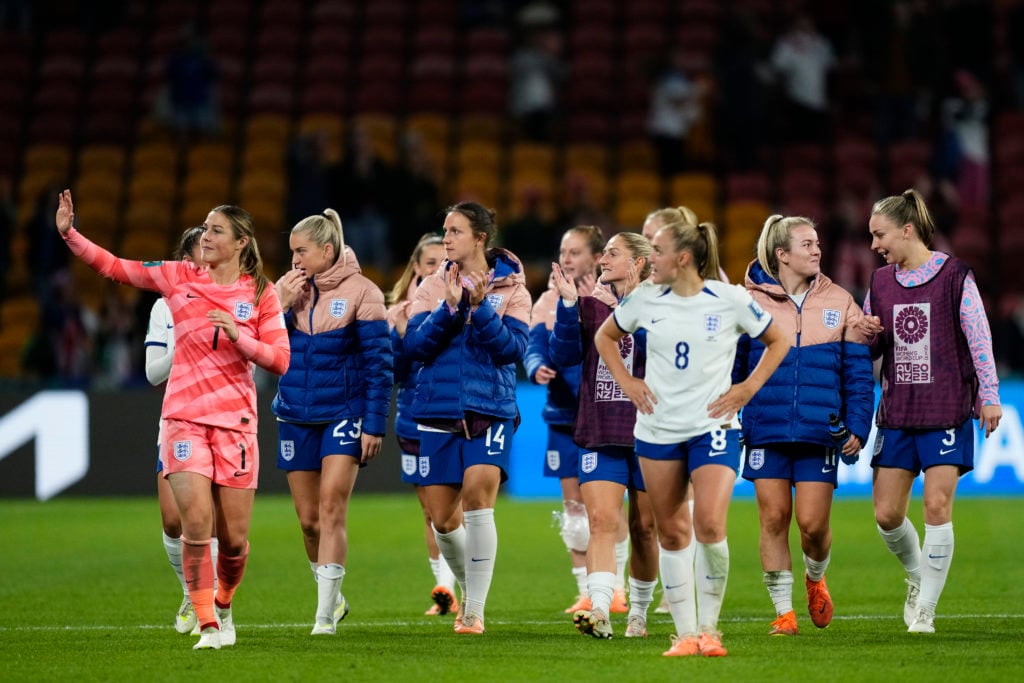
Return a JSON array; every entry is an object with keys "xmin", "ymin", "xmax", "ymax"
[
  {"xmin": 822, "ymin": 308, "xmax": 841, "ymax": 329},
  {"xmin": 329, "ymin": 299, "xmax": 348, "ymax": 318},
  {"xmin": 485, "ymin": 293, "xmax": 504, "ymax": 311},
  {"xmin": 234, "ymin": 301, "xmax": 254, "ymax": 321}
]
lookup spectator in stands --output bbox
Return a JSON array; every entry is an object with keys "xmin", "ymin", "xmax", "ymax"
[
  {"xmin": 648, "ymin": 51, "xmax": 703, "ymax": 178},
  {"xmin": 509, "ymin": 26, "xmax": 566, "ymax": 142},
  {"xmin": 937, "ymin": 69, "xmax": 990, "ymax": 209},
  {"xmin": 770, "ymin": 13, "xmax": 835, "ymax": 143},
  {"xmin": 329, "ymin": 122, "xmax": 394, "ymax": 272},
  {"xmin": 158, "ymin": 25, "xmax": 220, "ymax": 141}
]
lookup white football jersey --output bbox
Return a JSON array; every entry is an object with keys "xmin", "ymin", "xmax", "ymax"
[{"xmin": 613, "ymin": 280, "xmax": 771, "ymax": 443}]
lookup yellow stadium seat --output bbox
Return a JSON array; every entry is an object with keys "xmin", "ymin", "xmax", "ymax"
[
  {"xmin": 615, "ymin": 170, "xmax": 662, "ymax": 205},
  {"xmin": 406, "ymin": 113, "xmax": 450, "ymax": 146},
  {"xmin": 78, "ymin": 144, "xmax": 126, "ymax": 176},
  {"xmin": 244, "ymin": 113, "xmax": 291, "ymax": 145},
  {"xmin": 509, "ymin": 142, "xmax": 556, "ymax": 177},
  {"xmin": 669, "ymin": 172, "xmax": 718, "ymax": 207},
  {"xmin": 131, "ymin": 141, "xmax": 178, "ymax": 174},
  {"xmin": 185, "ymin": 142, "xmax": 234, "ymax": 175},
  {"xmin": 456, "ymin": 141, "xmax": 502, "ymax": 176}
]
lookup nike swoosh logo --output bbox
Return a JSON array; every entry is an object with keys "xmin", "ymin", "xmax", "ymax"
[
  {"xmin": 486, "ymin": 450, "xmax": 501, "ymax": 455},
  {"xmin": 470, "ymin": 557, "xmax": 489, "ymax": 563},
  {"xmin": 233, "ymin": 471, "xmax": 246, "ymax": 477},
  {"xmin": 927, "ymin": 554, "xmax": 948, "ymax": 559},
  {"xmin": 166, "ymin": 324, "xmax": 173, "ymax": 329},
  {"xmin": 186, "ymin": 293, "xmax": 199, "ymax": 298},
  {"xmin": 939, "ymin": 448, "xmax": 956, "ymax": 455},
  {"xmin": 338, "ymin": 440, "xmax": 357, "ymax": 446},
  {"xmin": 705, "ymin": 575, "xmax": 725, "ymax": 580},
  {"xmin": 664, "ymin": 584, "xmax": 682, "ymax": 590},
  {"xmin": 708, "ymin": 451, "xmax": 727, "ymax": 457},
  {"xmin": 822, "ymin": 467, "xmax": 835, "ymax": 474},
  {"xmin": 651, "ymin": 317, "xmax": 665, "ymax": 324}
]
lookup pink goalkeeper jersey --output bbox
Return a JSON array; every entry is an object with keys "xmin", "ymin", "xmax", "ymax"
[{"xmin": 63, "ymin": 228, "xmax": 290, "ymax": 432}]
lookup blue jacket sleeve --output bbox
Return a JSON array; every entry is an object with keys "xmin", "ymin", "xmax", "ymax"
[
  {"xmin": 841, "ymin": 341, "xmax": 875, "ymax": 442},
  {"xmin": 468, "ymin": 298, "xmax": 528, "ymax": 365},
  {"xmin": 356, "ymin": 318, "xmax": 394, "ymax": 436},
  {"xmin": 404, "ymin": 302, "xmax": 464, "ymax": 362},
  {"xmin": 524, "ymin": 323, "xmax": 552, "ymax": 382},
  {"xmin": 732, "ymin": 333, "xmax": 752, "ymax": 384},
  {"xmin": 549, "ymin": 300, "xmax": 584, "ymax": 367},
  {"xmin": 391, "ymin": 327, "xmax": 412, "ymax": 384}
]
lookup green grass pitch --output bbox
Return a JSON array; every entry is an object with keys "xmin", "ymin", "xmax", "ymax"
[{"xmin": 1, "ymin": 495, "xmax": 1021, "ymax": 682}]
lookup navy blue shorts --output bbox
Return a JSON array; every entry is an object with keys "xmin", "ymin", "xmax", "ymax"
[
  {"xmin": 870, "ymin": 419, "xmax": 975, "ymax": 475},
  {"xmin": 544, "ymin": 426, "xmax": 582, "ymax": 479},
  {"xmin": 635, "ymin": 428, "xmax": 742, "ymax": 475},
  {"xmin": 578, "ymin": 445, "xmax": 646, "ymax": 491},
  {"xmin": 277, "ymin": 418, "xmax": 364, "ymax": 472},
  {"xmin": 742, "ymin": 443, "xmax": 838, "ymax": 487},
  {"xmin": 416, "ymin": 418, "xmax": 515, "ymax": 486}
]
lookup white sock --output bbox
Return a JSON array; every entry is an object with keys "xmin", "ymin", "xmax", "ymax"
[
  {"xmin": 463, "ymin": 509, "xmax": 497, "ymax": 620},
  {"xmin": 764, "ymin": 570, "xmax": 794, "ymax": 616},
  {"xmin": 628, "ymin": 577, "xmax": 657, "ymax": 619},
  {"xmin": 660, "ymin": 543, "xmax": 697, "ymax": 636},
  {"xmin": 695, "ymin": 539, "xmax": 729, "ymax": 632},
  {"xmin": 211, "ymin": 537, "xmax": 219, "ymax": 585},
  {"xmin": 587, "ymin": 571, "xmax": 616, "ymax": 617},
  {"xmin": 309, "ymin": 560, "xmax": 318, "ymax": 580},
  {"xmin": 315, "ymin": 564, "xmax": 345, "ymax": 624},
  {"xmin": 433, "ymin": 524, "xmax": 467, "ymax": 598},
  {"xmin": 919, "ymin": 522, "xmax": 954, "ymax": 613},
  {"xmin": 804, "ymin": 551, "xmax": 830, "ymax": 582},
  {"xmin": 572, "ymin": 565, "xmax": 588, "ymax": 596},
  {"xmin": 688, "ymin": 498, "xmax": 696, "ymax": 546},
  {"xmin": 614, "ymin": 537, "xmax": 629, "ymax": 591},
  {"xmin": 430, "ymin": 555, "xmax": 456, "ymax": 590},
  {"xmin": 162, "ymin": 532, "xmax": 187, "ymax": 592},
  {"xmin": 878, "ymin": 518, "xmax": 921, "ymax": 584}
]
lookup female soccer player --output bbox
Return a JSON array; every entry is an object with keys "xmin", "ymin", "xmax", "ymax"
[
  {"xmin": 403, "ymin": 202, "xmax": 531, "ymax": 635},
  {"xmin": 387, "ymin": 233, "xmax": 460, "ymax": 616},
  {"xmin": 56, "ymin": 190, "xmax": 290, "ymax": 651},
  {"xmin": 594, "ymin": 220, "xmax": 788, "ymax": 657},
  {"xmin": 143, "ymin": 226, "xmax": 218, "ymax": 636},
  {"xmin": 525, "ymin": 225, "xmax": 628, "ymax": 615},
  {"xmin": 272, "ymin": 209, "xmax": 393, "ymax": 635},
  {"xmin": 860, "ymin": 189, "xmax": 1001, "ymax": 634},
  {"xmin": 735, "ymin": 214, "xmax": 874, "ymax": 635},
  {"xmin": 549, "ymin": 231, "xmax": 660, "ymax": 640}
]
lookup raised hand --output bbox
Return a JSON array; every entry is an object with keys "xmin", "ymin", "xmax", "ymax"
[
  {"xmin": 443, "ymin": 263, "xmax": 463, "ymax": 308},
  {"xmin": 55, "ymin": 189, "xmax": 75, "ymax": 235},
  {"xmin": 275, "ymin": 268, "xmax": 308, "ymax": 311},
  {"xmin": 551, "ymin": 262, "xmax": 578, "ymax": 304},
  {"xmin": 577, "ymin": 272, "xmax": 597, "ymax": 298},
  {"xmin": 463, "ymin": 269, "xmax": 491, "ymax": 307}
]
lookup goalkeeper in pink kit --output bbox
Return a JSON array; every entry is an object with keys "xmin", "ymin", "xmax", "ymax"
[{"xmin": 56, "ymin": 190, "xmax": 290, "ymax": 651}]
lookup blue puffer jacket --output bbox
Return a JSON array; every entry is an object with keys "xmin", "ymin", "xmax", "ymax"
[
  {"xmin": 524, "ymin": 287, "xmax": 581, "ymax": 426},
  {"xmin": 272, "ymin": 248, "xmax": 394, "ymax": 435},
  {"xmin": 404, "ymin": 250, "xmax": 532, "ymax": 424},
  {"xmin": 733, "ymin": 260, "xmax": 874, "ymax": 447}
]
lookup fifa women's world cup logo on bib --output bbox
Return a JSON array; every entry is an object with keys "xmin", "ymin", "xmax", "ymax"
[
  {"xmin": 893, "ymin": 303, "xmax": 931, "ymax": 384},
  {"xmin": 594, "ymin": 334, "xmax": 634, "ymax": 402}
]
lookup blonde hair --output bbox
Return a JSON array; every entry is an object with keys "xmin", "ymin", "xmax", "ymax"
[
  {"xmin": 209, "ymin": 204, "xmax": 271, "ymax": 302},
  {"xmin": 871, "ymin": 188, "xmax": 936, "ymax": 248},
  {"xmin": 656, "ymin": 211, "xmax": 723, "ymax": 281},
  {"xmin": 647, "ymin": 205, "xmax": 698, "ymax": 230},
  {"xmin": 609, "ymin": 231, "xmax": 653, "ymax": 280},
  {"xmin": 756, "ymin": 214, "xmax": 815, "ymax": 281},
  {"xmin": 292, "ymin": 208, "xmax": 345, "ymax": 263},
  {"xmin": 388, "ymin": 233, "xmax": 445, "ymax": 305}
]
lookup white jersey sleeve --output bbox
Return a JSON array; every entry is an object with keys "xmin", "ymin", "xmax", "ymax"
[{"xmin": 144, "ymin": 298, "xmax": 174, "ymax": 386}]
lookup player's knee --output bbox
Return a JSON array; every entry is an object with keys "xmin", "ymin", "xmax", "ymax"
[{"xmin": 555, "ymin": 500, "xmax": 590, "ymax": 552}]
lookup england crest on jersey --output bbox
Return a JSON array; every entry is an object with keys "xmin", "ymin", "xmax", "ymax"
[
  {"xmin": 485, "ymin": 293, "xmax": 504, "ymax": 311},
  {"xmin": 174, "ymin": 440, "xmax": 193, "ymax": 462},
  {"xmin": 419, "ymin": 456, "xmax": 430, "ymax": 477},
  {"xmin": 704, "ymin": 314, "xmax": 722, "ymax": 334},
  {"xmin": 234, "ymin": 301, "xmax": 254, "ymax": 321},
  {"xmin": 280, "ymin": 440, "xmax": 295, "ymax": 462},
  {"xmin": 822, "ymin": 308, "xmax": 841, "ymax": 329},
  {"xmin": 546, "ymin": 449, "xmax": 560, "ymax": 471},
  {"xmin": 401, "ymin": 454, "xmax": 416, "ymax": 476},
  {"xmin": 329, "ymin": 299, "xmax": 348, "ymax": 318}
]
